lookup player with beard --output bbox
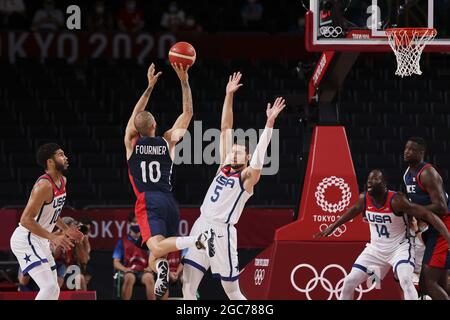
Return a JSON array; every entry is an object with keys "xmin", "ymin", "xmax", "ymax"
[
  {"xmin": 316, "ymin": 169, "xmax": 450, "ymax": 300},
  {"xmin": 182, "ymin": 72, "xmax": 287, "ymax": 300},
  {"xmin": 403, "ymin": 137, "xmax": 450, "ymax": 300},
  {"xmin": 10, "ymin": 143, "xmax": 83, "ymax": 300}
]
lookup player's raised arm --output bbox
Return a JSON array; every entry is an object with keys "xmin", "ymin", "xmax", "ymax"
[
  {"xmin": 392, "ymin": 193, "xmax": 450, "ymax": 247},
  {"xmin": 163, "ymin": 63, "xmax": 193, "ymax": 153},
  {"xmin": 241, "ymin": 97, "xmax": 286, "ymax": 192},
  {"xmin": 124, "ymin": 63, "xmax": 162, "ymax": 155},
  {"xmin": 20, "ymin": 180, "xmax": 73, "ymax": 250},
  {"xmin": 420, "ymin": 167, "xmax": 448, "ymax": 216},
  {"xmin": 315, "ymin": 194, "xmax": 366, "ymax": 238},
  {"xmin": 219, "ymin": 72, "xmax": 243, "ymax": 166}
]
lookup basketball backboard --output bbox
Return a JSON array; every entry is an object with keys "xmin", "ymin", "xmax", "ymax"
[{"xmin": 306, "ymin": 0, "xmax": 450, "ymax": 52}]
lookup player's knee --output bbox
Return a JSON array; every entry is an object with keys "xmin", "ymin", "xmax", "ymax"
[
  {"xmin": 148, "ymin": 243, "xmax": 164, "ymax": 258},
  {"xmin": 398, "ymin": 275, "xmax": 414, "ymax": 289},
  {"xmin": 343, "ymin": 272, "xmax": 363, "ymax": 290}
]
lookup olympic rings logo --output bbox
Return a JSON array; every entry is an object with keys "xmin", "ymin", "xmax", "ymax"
[
  {"xmin": 290, "ymin": 264, "xmax": 377, "ymax": 300},
  {"xmin": 254, "ymin": 269, "xmax": 265, "ymax": 286},
  {"xmin": 315, "ymin": 176, "xmax": 352, "ymax": 213},
  {"xmin": 320, "ymin": 223, "xmax": 347, "ymax": 237},
  {"xmin": 320, "ymin": 26, "xmax": 344, "ymax": 38}
]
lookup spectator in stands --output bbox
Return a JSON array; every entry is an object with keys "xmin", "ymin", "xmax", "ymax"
[
  {"xmin": 240, "ymin": 0, "xmax": 264, "ymax": 31},
  {"xmin": 160, "ymin": 1, "xmax": 185, "ymax": 32},
  {"xmin": 117, "ymin": 0, "xmax": 145, "ymax": 33},
  {"xmin": 31, "ymin": 0, "xmax": 64, "ymax": 32},
  {"xmin": 0, "ymin": 0, "xmax": 27, "ymax": 29},
  {"xmin": 113, "ymin": 212, "xmax": 155, "ymax": 300},
  {"xmin": 178, "ymin": 15, "xmax": 203, "ymax": 34},
  {"xmin": 86, "ymin": 0, "xmax": 113, "ymax": 32},
  {"xmin": 288, "ymin": 16, "xmax": 306, "ymax": 35},
  {"xmin": 167, "ymin": 249, "xmax": 185, "ymax": 298}
]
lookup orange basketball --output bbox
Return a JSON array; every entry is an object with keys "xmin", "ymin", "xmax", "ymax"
[{"xmin": 168, "ymin": 41, "xmax": 196, "ymax": 68}]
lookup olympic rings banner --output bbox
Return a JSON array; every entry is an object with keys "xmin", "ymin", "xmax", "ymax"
[
  {"xmin": 240, "ymin": 241, "xmax": 402, "ymax": 300},
  {"xmin": 276, "ymin": 126, "xmax": 370, "ymax": 242}
]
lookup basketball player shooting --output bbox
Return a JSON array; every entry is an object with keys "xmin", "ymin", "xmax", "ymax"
[
  {"xmin": 316, "ymin": 169, "xmax": 450, "ymax": 300},
  {"xmin": 182, "ymin": 72, "xmax": 286, "ymax": 300},
  {"xmin": 124, "ymin": 63, "xmax": 209, "ymax": 298},
  {"xmin": 10, "ymin": 143, "xmax": 83, "ymax": 300}
]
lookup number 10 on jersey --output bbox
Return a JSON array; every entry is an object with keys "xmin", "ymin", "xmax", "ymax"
[{"xmin": 140, "ymin": 161, "xmax": 161, "ymax": 183}]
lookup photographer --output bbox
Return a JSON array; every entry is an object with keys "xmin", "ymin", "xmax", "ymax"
[
  {"xmin": 76, "ymin": 217, "xmax": 93, "ymax": 287},
  {"xmin": 53, "ymin": 217, "xmax": 91, "ymax": 291}
]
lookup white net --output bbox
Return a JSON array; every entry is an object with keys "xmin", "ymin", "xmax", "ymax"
[{"xmin": 386, "ymin": 28, "xmax": 437, "ymax": 77}]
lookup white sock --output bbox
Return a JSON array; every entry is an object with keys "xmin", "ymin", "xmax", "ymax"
[{"xmin": 175, "ymin": 236, "xmax": 197, "ymax": 250}]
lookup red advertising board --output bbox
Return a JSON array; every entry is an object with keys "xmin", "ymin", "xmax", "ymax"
[
  {"xmin": 276, "ymin": 126, "xmax": 369, "ymax": 242},
  {"xmin": 1, "ymin": 207, "xmax": 293, "ymax": 251},
  {"xmin": 240, "ymin": 241, "xmax": 402, "ymax": 300}
]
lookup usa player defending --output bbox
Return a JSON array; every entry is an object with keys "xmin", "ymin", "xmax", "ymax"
[
  {"xmin": 10, "ymin": 143, "xmax": 83, "ymax": 300},
  {"xmin": 403, "ymin": 137, "xmax": 450, "ymax": 300},
  {"xmin": 182, "ymin": 72, "xmax": 286, "ymax": 300},
  {"xmin": 124, "ymin": 63, "xmax": 208, "ymax": 298},
  {"xmin": 316, "ymin": 169, "xmax": 450, "ymax": 300}
]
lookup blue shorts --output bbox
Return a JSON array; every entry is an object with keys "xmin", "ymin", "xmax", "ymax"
[{"xmin": 135, "ymin": 191, "xmax": 180, "ymax": 243}]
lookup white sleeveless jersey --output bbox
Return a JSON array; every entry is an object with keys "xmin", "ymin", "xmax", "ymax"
[
  {"xmin": 364, "ymin": 191, "xmax": 412, "ymax": 251},
  {"xmin": 200, "ymin": 165, "xmax": 253, "ymax": 225},
  {"xmin": 21, "ymin": 174, "xmax": 67, "ymax": 234}
]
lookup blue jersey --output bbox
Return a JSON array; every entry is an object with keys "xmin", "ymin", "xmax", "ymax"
[
  {"xmin": 128, "ymin": 136, "xmax": 173, "ymax": 193},
  {"xmin": 403, "ymin": 162, "xmax": 450, "ymax": 210}
]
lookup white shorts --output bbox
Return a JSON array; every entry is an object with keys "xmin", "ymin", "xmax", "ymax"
[
  {"xmin": 10, "ymin": 225, "xmax": 56, "ymax": 275},
  {"xmin": 352, "ymin": 239, "xmax": 416, "ymax": 280},
  {"xmin": 183, "ymin": 217, "xmax": 239, "ymax": 281}
]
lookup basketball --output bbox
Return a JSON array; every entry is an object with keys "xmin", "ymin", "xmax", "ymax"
[{"xmin": 168, "ymin": 41, "xmax": 196, "ymax": 68}]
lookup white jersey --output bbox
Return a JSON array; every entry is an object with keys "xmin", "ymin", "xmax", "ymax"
[
  {"xmin": 10, "ymin": 174, "xmax": 66, "ymax": 276},
  {"xmin": 364, "ymin": 191, "xmax": 412, "ymax": 251},
  {"xmin": 20, "ymin": 174, "xmax": 67, "ymax": 234},
  {"xmin": 200, "ymin": 165, "xmax": 253, "ymax": 225}
]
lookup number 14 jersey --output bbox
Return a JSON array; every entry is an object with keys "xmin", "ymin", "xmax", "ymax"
[{"xmin": 364, "ymin": 191, "xmax": 411, "ymax": 251}]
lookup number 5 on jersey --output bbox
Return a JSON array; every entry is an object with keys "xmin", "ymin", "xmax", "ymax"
[{"xmin": 140, "ymin": 161, "xmax": 161, "ymax": 183}]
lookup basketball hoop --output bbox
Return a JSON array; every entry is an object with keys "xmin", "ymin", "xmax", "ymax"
[{"xmin": 385, "ymin": 28, "xmax": 437, "ymax": 77}]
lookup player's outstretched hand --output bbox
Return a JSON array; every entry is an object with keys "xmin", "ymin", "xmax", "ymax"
[
  {"xmin": 171, "ymin": 63, "xmax": 190, "ymax": 82},
  {"xmin": 50, "ymin": 231, "xmax": 74, "ymax": 251},
  {"xmin": 147, "ymin": 63, "xmax": 162, "ymax": 88},
  {"xmin": 266, "ymin": 97, "xmax": 286, "ymax": 127},
  {"xmin": 65, "ymin": 226, "xmax": 84, "ymax": 243},
  {"xmin": 226, "ymin": 72, "xmax": 243, "ymax": 94}
]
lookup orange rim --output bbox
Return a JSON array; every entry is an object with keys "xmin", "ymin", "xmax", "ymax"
[{"xmin": 386, "ymin": 28, "xmax": 437, "ymax": 46}]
